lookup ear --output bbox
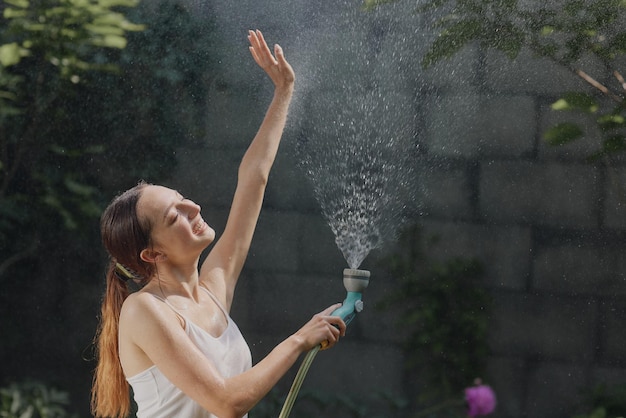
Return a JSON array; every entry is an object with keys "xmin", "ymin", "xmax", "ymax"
[{"xmin": 140, "ymin": 248, "xmax": 166, "ymax": 263}]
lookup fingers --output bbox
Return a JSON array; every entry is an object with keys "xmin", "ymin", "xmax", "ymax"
[
  {"xmin": 274, "ymin": 43, "xmax": 287, "ymax": 66},
  {"xmin": 315, "ymin": 304, "xmax": 347, "ymax": 351},
  {"xmin": 247, "ymin": 29, "xmax": 295, "ymax": 88},
  {"xmin": 320, "ymin": 303, "xmax": 342, "ymax": 316},
  {"xmin": 320, "ymin": 320, "xmax": 342, "ymax": 350},
  {"xmin": 248, "ymin": 29, "xmax": 276, "ymax": 67}
]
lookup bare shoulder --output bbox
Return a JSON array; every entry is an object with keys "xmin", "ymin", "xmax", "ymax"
[
  {"xmin": 119, "ymin": 291, "xmax": 182, "ymax": 339},
  {"xmin": 118, "ymin": 291, "xmax": 184, "ymax": 377},
  {"xmin": 120, "ymin": 291, "xmax": 160, "ymax": 322}
]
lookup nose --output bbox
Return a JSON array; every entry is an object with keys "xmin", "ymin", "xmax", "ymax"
[{"xmin": 181, "ymin": 199, "xmax": 201, "ymax": 218}]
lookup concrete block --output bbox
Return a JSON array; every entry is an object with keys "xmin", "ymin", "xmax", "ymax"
[
  {"xmin": 205, "ymin": 80, "xmax": 268, "ymax": 149},
  {"xmin": 601, "ymin": 299, "xmax": 626, "ymax": 365},
  {"xmin": 483, "ymin": 47, "xmax": 587, "ymax": 95},
  {"xmin": 247, "ymin": 209, "xmax": 303, "ymax": 272},
  {"xmin": 168, "ymin": 146, "xmax": 241, "ymax": 209},
  {"xmin": 590, "ymin": 365, "xmax": 626, "ymax": 388},
  {"xmin": 425, "ymin": 93, "xmax": 484, "ymax": 159},
  {"xmin": 302, "ymin": 341, "xmax": 406, "ymax": 413},
  {"xmin": 479, "ymin": 160, "xmax": 600, "ymax": 227},
  {"xmin": 485, "ymin": 356, "xmax": 527, "ymax": 418},
  {"xmin": 533, "ymin": 244, "xmax": 626, "ymax": 296},
  {"xmin": 239, "ymin": 271, "xmax": 343, "ymax": 336},
  {"xmin": 421, "ymin": 43, "xmax": 482, "ymax": 90},
  {"xmin": 525, "ymin": 361, "xmax": 588, "ymax": 418},
  {"xmin": 421, "ymin": 220, "xmax": 532, "ymax": 290},
  {"xmin": 419, "ymin": 164, "xmax": 475, "ymax": 219},
  {"xmin": 488, "ymin": 291, "xmax": 597, "ymax": 362},
  {"xmin": 425, "ymin": 94, "xmax": 536, "ymax": 159},
  {"xmin": 264, "ymin": 151, "xmax": 320, "ymax": 212},
  {"xmin": 356, "ymin": 273, "xmax": 412, "ymax": 345},
  {"xmin": 603, "ymin": 167, "xmax": 626, "ymax": 229},
  {"xmin": 480, "ymin": 95, "xmax": 537, "ymax": 157},
  {"xmin": 298, "ymin": 212, "xmax": 347, "ymax": 273}
]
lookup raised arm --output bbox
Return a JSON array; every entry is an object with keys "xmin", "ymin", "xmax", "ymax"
[{"xmin": 200, "ymin": 30, "xmax": 295, "ymax": 309}]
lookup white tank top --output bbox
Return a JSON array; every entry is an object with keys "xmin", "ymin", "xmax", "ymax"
[{"xmin": 127, "ymin": 286, "xmax": 252, "ymax": 418}]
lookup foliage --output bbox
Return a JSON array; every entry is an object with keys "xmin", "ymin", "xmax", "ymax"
[
  {"xmin": 0, "ymin": 381, "xmax": 77, "ymax": 418},
  {"xmin": 0, "ymin": 0, "xmax": 218, "ymax": 278},
  {"xmin": 378, "ymin": 224, "xmax": 491, "ymax": 409},
  {"xmin": 362, "ymin": 0, "xmax": 626, "ymax": 161},
  {"xmin": 0, "ymin": 0, "xmax": 144, "ymax": 277},
  {"xmin": 544, "ymin": 73, "xmax": 626, "ymax": 162},
  {"xmin": 571, "ymin": 384, "xmax": 626, "ymax": 418},
  {"xmin": 406, "ymin": 0, "xmax": 626, "ymax": 70},
  {"xmin": 0, "ymin": 0, "xmax": 220, "ymax": 411}
]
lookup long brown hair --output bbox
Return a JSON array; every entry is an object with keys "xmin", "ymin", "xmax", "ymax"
[{"xmin": 91, "ymin": 182, "xmax": 154, "ymax": 417}]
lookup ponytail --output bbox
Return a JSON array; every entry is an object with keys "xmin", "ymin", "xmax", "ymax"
[
  {"xmin": 91, "ymin": 182, "xmax": 152, "ymax": 417},
  {"xmin": 91, "ymin": 263, "xmax": 131, "ymax": 418}
]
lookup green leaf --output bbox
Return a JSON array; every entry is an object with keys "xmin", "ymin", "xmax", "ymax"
[
  {"xmin": 64, "ymin": 177, "xmax": 96, "ymax": 197},
  {"xmin": 361, "ymin": 0, "xmax": 396, "ymax": 11},
  {"xmin": 4, "ymin": 0, "xmax": 29, "ymax": 7},
  {"xmin": 597, "ymin": 113, "xmax": 626, "ymax": 131},
  {"xmin": 3, "ymin": 7, "xmax": 29, "ymax": 18},
  {"xmin": 551, "ymin": 92, "xmax": 599, "ymax": 113},
  {"xmin": 422, "ymin": 19, "xmax": 483, "ymax": 68},
  {"xmin": 544, "ymin": 122, "xmax": 584, "ymax": 146},
  {"xmin": 416, "ymin": 0, "xmax": 449, "ymax": 13},
  {"xmin": 90, "ymin": 34, "xmax": 128, "ymax": 49},
  {"xmin": 99, "ymin": 0, "xmax": 141, "ymax": 7},
  {"xmin": 482, "ymin": 21, "xmax": 525, "ymax": 59},
  {"xmin": 602, "ymin": 134, "xmax": 626, "ymax": 153},
  {"xmin": 608, "ymin": 31, "xmax": 626, "ymax": 54},
  {"xmin": 0, "ymin": 43, "xmax": 30, "ymax": 67}
]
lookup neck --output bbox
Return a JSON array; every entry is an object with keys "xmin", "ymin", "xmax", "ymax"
[{"xmin": 146, "ymin": 262, "xmax": 202, "ymax": 301}]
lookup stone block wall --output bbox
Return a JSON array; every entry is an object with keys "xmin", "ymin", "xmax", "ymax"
[{"xmin": 168, "ymin": 0, "xmax": 626, "ymax": 416}]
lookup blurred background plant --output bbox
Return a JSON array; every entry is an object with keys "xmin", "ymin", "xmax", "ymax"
[
  {"xmin": 362, "ymin": 0, "xmax": 626, "ymax": 163},
  {"xmin": 0, "ymin": 0, "xmax": 220, "ymax": 413},
  {"xmin": 377, "ymin": 224, "xmax": 493, "ymax": 417},
  {"xmin": 0, "ymin": 381, "xmax": 77, "ymax": 418},
  {"xmin": 570, "ymin": 384, "xmax": 626, "ymax": 418}
]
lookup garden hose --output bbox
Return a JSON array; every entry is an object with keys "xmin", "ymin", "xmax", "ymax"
[
  {"xmin": 277, "ymin": 269, "xmax": 370, "ymax": 418},
  {"xmin": 277, "ymin": 345, "xmax": 321, "ymax": 418}
]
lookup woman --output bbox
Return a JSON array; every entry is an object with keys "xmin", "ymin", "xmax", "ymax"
[{"xmin": 91, "ymin": 30, "xmax": 346, "ymax": 418}]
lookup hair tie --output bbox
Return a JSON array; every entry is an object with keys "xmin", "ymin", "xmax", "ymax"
[{"xmin": 114, "ymin": 262, "xmax": 137, "ymax": 282}]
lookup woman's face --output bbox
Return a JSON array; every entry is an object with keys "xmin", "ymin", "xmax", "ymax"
[{"xmin": 137, "ymin": 185, "xmax": 215, "ymax": 263}]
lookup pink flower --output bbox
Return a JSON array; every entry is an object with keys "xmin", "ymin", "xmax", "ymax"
[{"xmin": 465, "ymin": 382, "xmax": 496, "ymax": 417}]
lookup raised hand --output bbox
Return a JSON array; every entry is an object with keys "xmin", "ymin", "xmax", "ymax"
[{"xmin": 248, "ymin": 29, "xmax": 295, "ymax": 91}]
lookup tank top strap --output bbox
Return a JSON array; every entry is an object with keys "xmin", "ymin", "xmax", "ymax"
[
  {"xmin": 148, "ymin": 293, "xmax": 188, "ymax": 328},
  {"xmin": 198, "ymin": 285, "xmax": 228, "ymax": 316}
]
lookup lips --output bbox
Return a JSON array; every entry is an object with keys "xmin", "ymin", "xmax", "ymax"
[{"xmin": 192, "ymin": 219, "xmax": 207, "ymax": 235}]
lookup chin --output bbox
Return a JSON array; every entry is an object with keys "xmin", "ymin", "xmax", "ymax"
[{"xmin": 205, "ymin": 228, "xmax": 216, "ymax": 243}]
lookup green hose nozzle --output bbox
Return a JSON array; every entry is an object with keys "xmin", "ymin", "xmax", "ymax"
[{"xmin": 330, "ymin": 268, "xmax": 370, "ymax": 326}]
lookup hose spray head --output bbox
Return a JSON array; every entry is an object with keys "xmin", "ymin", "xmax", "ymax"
[
  {"xmin": 320, "ymin": 268, "xmax": 370, "ymax": 350},
  {"xmin": 331, "ymin": 268, "xmax": 370, "ymax": 326}
]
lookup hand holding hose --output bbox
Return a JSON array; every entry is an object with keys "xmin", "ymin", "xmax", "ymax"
[{"xmin": 294, "ymin": 304, "xmax": 346, "ymax": 351}]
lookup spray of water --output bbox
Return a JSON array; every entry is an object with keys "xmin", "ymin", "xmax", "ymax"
[
  {"xmin": 297, "ymin": 84, "xmax": 418, "ymax": 269},
  {"xmin": 205, "ymin": 0, "xmax": 425, "ymax": 268}
]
